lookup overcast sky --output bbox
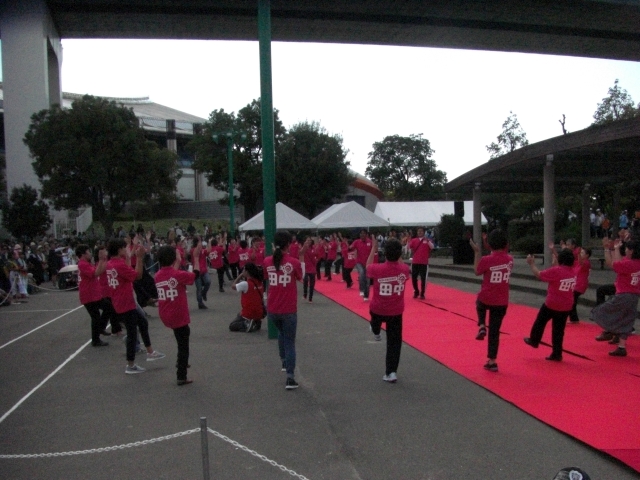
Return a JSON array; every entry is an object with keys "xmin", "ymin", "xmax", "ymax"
[{"xmin": 56, "ymin": 39, "xmax": 640, "ymax": 181}]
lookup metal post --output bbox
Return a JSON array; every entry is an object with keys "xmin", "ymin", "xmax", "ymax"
[
  {"xmin": 200, "ymin": 417, "xmax": 210, "ymax": 480},
  {"xmin": 543, "ymin": 155, "xmax": 555, "ymax": 267},
  {"xmin": 582, "ymin": 184, "xmax": 591, "ymax": 248},
  {"xmin": 473, "ymin": 183, "xmax": 482, "ymax": 247},
  {"xmin": 259, "ymin": 0, "xmax": 278, "ymax": 339},
  {"xmin": 227, "ymin": 138, "xmax": 235, "ymax": 238}
]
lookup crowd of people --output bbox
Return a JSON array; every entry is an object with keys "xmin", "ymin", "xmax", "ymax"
[{"xmin": 3, "ymin": 217, "xmax": 638, "ymax": 389}]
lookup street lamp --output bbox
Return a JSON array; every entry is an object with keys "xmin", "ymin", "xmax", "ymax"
[{"xmin": 212, "ymin": 130, "xmax": 247, "ymax": 238}]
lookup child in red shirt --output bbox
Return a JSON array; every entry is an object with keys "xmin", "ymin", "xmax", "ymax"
[
  {"xmin": 154, "ymin": 246, "xmax": 196, "ymax": 385},
  {"xmin": 366, "ymin": 236, "xmax": 411, "ymax": 383},
  {"xmin": 470, "ymin": 230, "xmax": 513, "ymax": 372},
  {"xmin": 524, "ymin": 249, "xmax": 576, "ymax": 361}
]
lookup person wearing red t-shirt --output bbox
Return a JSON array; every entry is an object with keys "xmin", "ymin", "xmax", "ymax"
[
  {"xmin": 231, "ymin": 262, "xmax": 265, "ymax": 332},
  {"xmin": 289, "ymin": 235, "xmax": 301, "ymax": 260},
  {"xmin": 208, "ymin": 239, "xmax": 226, "ymax": 293},
  {"xmin": 191, "ymin": 235, "xmax": 211, "ymax": 309},
  {"xmin": 408, "ymin": 227, "xmax": 435, "ymax": 300},
  {"xmin": 106, "ymin": 239, "xmax": 165, "ymax": 374},
  {"xmin": 227, "ymin": 238, "xmax": 240, "ymax": 279},
  {"xmin": 314, "ymin": 238, "xmax": 326, "ymax": 279},
  {"xmin": 300, "ymin": 237, "xmax": 318, "ymax": 303},
  {"xmin": 569, "ymin": 247, "xmax": 591, "ymax": 323},
  {"xmin": 237, "ymin": 240, "xmax": 251, "ymax": 271},
  {"xmin": 366, "ymin": 236, "xmax": 410, "ymax": 383},
  {"xmin": 325, "ymin": 235, "xmax": 338, "ymax": 280},
  {"xmin": 76, "ymin": 244, "xmax": 109, "ymax": 347},
  {"xmin": 470, "ymin": 230, "xmax": 513, "ymax": 372},
  {"xmin": 523, "ymin": 249, "xmax": 576, "ymax": 361},
  {"xmin": 263, "ymin": 231, "xmax": 303, "ymax": 390},
  {"xmin": 154, "ymin": 245, "xmax": 196, "ymax": 385},
  {"xmin": 351, "ymin": 229, "xmax": 374, "ymax": 300},
  {"xmin": 341, "ymin": 237, "xmax": 357, "ymax": 288},
  {"xmin": 591, "ymin": 239, "xmax": 640, "ymax": 356}
]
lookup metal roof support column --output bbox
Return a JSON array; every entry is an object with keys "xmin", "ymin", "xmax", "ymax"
[
  {"xmin": 473, "ymin": 183, "xmax": 482, "ymax": 246},
  {"xmin": 582, "ymin": 184, "xmax": 591, "ymax": 248},
  {"xmin": 543, "ymin": 155, "xmax": 555, "ymax": 266},
  {"xmin": 0, "ymin": 0, "xmax": 62, "ymax": 193}
]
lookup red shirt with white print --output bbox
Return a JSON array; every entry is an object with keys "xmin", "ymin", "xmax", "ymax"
[
  {"xmin": 477, "ymin": 250, "xmax": 513, "ymax": 306},
  {"xmin": 106, "ymin": 257, "xmax": 138, "ymax": 314},
  {"xmin": 367, "ymin": 260, "xmax": 411, "ymax": 316},
  {"xmin": 539, "ymin": 265, "xmax": 576, "ymax": 311},
  {"xmin": 78, "ymin": 258, "xmax": 103, "ymax": 304},
  {"xmin": 613, "ymin": 257, "xmax": 640, "ymax": 295},
  {"xmin": 263, "ymin": 253, "xmax": 303, "ymax": 314},
  {"xmin": 208, "ymin": 246, "xmax": 225, "ymax": 269},
  {"xmin": 154, "ymin": 266, "xmax": 195, "ymax": 329}
]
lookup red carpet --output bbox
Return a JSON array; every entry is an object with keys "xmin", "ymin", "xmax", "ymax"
[{"xmin": 314, "ymin": 275, "xmax": 640, "ymax": 472}]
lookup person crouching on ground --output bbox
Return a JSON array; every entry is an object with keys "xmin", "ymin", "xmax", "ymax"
[
  {"xmin": 469, "ymin": 230, "xmax": 513, "ymax": 372},
  {"xmin": 107, "ymin": 238, "xmax": 165, "ymax": 374},
  {"xmin": 367, "ymin": 236, "xmax": 411, "ymax": 383},
  {"xmin": 154, "ymin": 245, "xmax": 196, "ymax": 385},
  {"xmin": 523, "ymin": 249, "xmax": 576, "ymax": 361},
  {"xmin": 230, "ymin": 262, "xmax": 265, "ymax": 332},
  {"xmin": 590, "ymin": 238, "xmax": 640, "ymax": 357}
]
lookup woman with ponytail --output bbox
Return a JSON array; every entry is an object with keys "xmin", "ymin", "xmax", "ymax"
[{"xmin": 263, "ymin": 230, "xmax": 303, "ymax": 389}]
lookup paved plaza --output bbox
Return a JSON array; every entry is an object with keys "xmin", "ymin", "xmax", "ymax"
[{"xmin": 0, "ymin": 270, "xmax": 637, "ymax": 479}]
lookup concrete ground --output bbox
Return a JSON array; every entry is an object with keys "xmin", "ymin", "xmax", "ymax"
[{"xmin": 0, "ymin": 270, "xmax": 637, "ymax": 480}]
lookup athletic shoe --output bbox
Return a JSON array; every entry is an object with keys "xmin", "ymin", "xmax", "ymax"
[
  {"xmin": 545, "ymin": 355, "xmax": 562, "ymax": 361},
  {"xmin": 281, "ymin": 360, "xmax": 286, "ymax": 372},
  {"xmin": 92, "ymin": 340, "xmax": 109, "ymax": 347},
  {"xmin": 609, "ymin": 347, "xmax": 627, "ymax": 357},
  {"xmin": 100, "ymin": 330, "xmax": 111, "ymax": 336},
  {"xmin": 125, "ymin": 364, "xmax": 146, "ymax": 374},
  {"xmin": 370, "ymin": 325, "xmax": 382, "ymax": 341},
  {"xmin": 483, "ymin": 362, "xmax": 498, "ymax": 372},
  {"xmin": 363, "ymin": 297, "xmax": 369, "ymax": 302},
  {"xmin": 523, "ymin": 337, "xmax": 539, "ymax": 348},
  {"xmin": 219, "ymin": 288, "xmax": 224, "ymax": 293},
  {"xmin": 285, "ymin": 378, "xmax": 299, "ymax": 390},
  {"xmin": 245, "ymin": 320, "xmax": 254, "ymax": 332},
  {"xmin": 359, "ymin": 291, "xmax": 364, "ymax": 296},
  {"xmin": 476, "ymin": 327, "xmax": 486, "ymax": 341},
  {"xmin": 595, "ymin": 331, "xmax": 614, "ymax": 342},
  {"xmin": 198, "ymin": 304, "xmax": 208, "ymax": 309},
  {"xmin": 146, "ymin": 350, "xmax": 166, "ymax": 361},
  {"xmin": 382, "ymin": 372, "xmax": 397, "ymax": 383},
  {"xmin": 419, "ymin": 294, "xmax": 425, "ymax": 300},
  {"xmin": 177, "ymin": 379, "xmax": 193, "ymax": 386},
  {"xmin": 413, "ymin": 291, "xmax": 419, "ymax": 298},
  {"xmin": 308, "ymin": 299, "xmax": 313, "ymax": 303}
]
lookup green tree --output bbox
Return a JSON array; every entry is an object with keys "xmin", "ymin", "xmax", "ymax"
[
  {"xmin": 486, "ymin": 111, "xmax": 529, "ymax": 159},
  {"xmin": 189, "ymin": 99, "xmax": 286, "ymax": 218},
  {"xmin": 365, "ymin": 134, "xmax": 446, "ymax": 200},
  {"xmin": 276, "ymin": 121, "xmax": 352, "ymax": 218},
  {"xmin": 592, "ymin": 79, "xmax": 638, "ymax": 126},
  {"xmin": 1, "ymin": 184, "xmax": 52, "ymax": 241},
  {"xmin": 23, "ymin": 95, "xmax": 181, "ymax": 235}
]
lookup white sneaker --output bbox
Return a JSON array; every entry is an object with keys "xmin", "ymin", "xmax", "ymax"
[
  {"xmin": 146, "ymin": 350, "xmax": 166, "ymax": 361},
  {"xmin": 383, "ymin": 372, "xmax": 397, "ymax": 383},
  {"xmin": 359, "ymin": 292, "xmax": 364, "ymax": 296},
  {"xmin": 363, "ymin": 297, "xmax": 369, "ymax": 302},
  {"xmin": 125, "ymin": 364, "xmax": 146, "ymax": 374},
  {"xmin": 370, "ymin": 325, "xmax": 382, "ymax": 341}
]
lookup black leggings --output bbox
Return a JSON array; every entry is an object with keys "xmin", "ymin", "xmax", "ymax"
[
  {"xmin": 370, "ymin": 313, "xmax": 403, "ymax": 375},
  {"xmin": 476, "ymin": 300, "xmax": 507, "ymax": 360}
]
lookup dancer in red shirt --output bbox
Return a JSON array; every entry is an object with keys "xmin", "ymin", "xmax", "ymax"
[
  {"xmin": 76, "ymin": 244, "xmax": 109, "ymax": 347},
  {"xmin": 154, "ymin": 246, "xmax": 196, "ymax": 385},
  {"xmin": 263, "ymin": 231, "xmax": 303, "ymax": 389},
  {"xmin": 523, "ymin": 249, "xmax": 576, "ymax": 361},
  {"xmin": 351, "ymin": 229, "xmax": 373, "ymax": 300},
  {"xmin": 408, "ymin": 227, "xmax": 435, "ymax": 299},
  {"xmin": 367, "ymin": 236, "xmax": 411, "ymax": 383},
  {"xmin": 107, "ymin": 239, "xmax": 165, "ymax": 374},
  {"xmin": 300, "ymin": 237, "xmax": 318, "ymax": 303},
  {"xmin": 470, "ymin": 230, "xmax": 513, "ymax": 372}
]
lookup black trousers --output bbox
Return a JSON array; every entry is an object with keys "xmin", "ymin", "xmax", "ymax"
[
  {"xmin": 173, "ymin": 325, "xmax": 190, "ymax": 381},
  {"xmin": 370, "ymin": 312, "xmax": 403, "ymax": 375},
  {"xmin": 324, "ymin": 259, "xmax": 334, "ymax": 279},
  {"xmin": 476, "ymin": 300, "xmax": 507, "ymax": 360},
  {"xmin": 215, "ymin": 267, "xmax": 225, "ymax": 290},
  {"xmin": 529, "ymin": 304, "xmax": 570, "ymax": 358},
  {"xmin": 84, "ymin": 300, "xmax": 104, "ymax": 344},
  {"xmin": 119, "ymin": 309, "xmax": 151, "ymax": 362},
  {"xmin": 411, "ymin": 263, "xmax": 428, "ymax": 296},
  {"xmin": 229, "ymin": 262, "xmax": 239, "ymax": 279},
  {"xmin": 342, "ymin": 267, "xmax": 353, "ymax": 287},
  {"xmin": 568, "ymin": 291, "xmax": 583, "ymax": 322},
  {"xmin": 303, "ymin": 273, "xmax": 316, "ymax": 300}
]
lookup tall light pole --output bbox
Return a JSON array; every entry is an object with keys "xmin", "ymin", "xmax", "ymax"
[{"xmin": 212, "ymin": 130, "xmax": 246, "ymax": 238}]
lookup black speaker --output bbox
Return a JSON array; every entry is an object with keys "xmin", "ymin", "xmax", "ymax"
[{"xmin": 454, "ymin": 201, "xmax": 464, "ymax": 217}]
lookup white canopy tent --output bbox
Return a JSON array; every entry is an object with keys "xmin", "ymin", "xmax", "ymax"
[
  {"xmin": 374, "ymin": 201, "xmax": 487, "ymax": 227},
  {"xmin": 238, "ymin": 202, "xmax": 317, "ymax": 231},
  {"xmin": 312, "ymin": 201, "xmax": 390, "ymax": 230}
]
